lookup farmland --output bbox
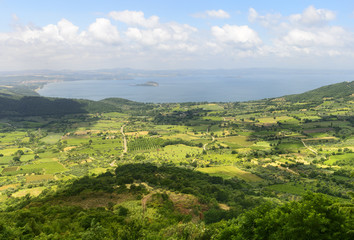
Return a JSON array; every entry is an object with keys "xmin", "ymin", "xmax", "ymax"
[
  {"xmin": 0, "ymin": 83, "xmax": 353, "ymax": 202},
  {"xmin": 0, "ymin": 81, "xmax": 352, "ymax": 238}
]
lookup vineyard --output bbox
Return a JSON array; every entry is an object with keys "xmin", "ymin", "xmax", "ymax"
[{"xmin": 127, "ymin": 137, "xmax": 165, "ymax": 151}]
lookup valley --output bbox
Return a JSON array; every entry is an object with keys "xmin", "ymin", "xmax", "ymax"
[{"xmin": 0, "ymin": 81, "xmax": 352, "ymax": 239}]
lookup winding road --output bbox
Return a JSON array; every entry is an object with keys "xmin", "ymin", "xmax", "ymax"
[{"xmin": 203, "ymin": 135, "xmax": 216, "ymax": 151}]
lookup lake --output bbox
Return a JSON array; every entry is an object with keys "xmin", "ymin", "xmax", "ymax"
[{"xmin": 37, "ymin": 70, "xmax": 354, "ymax": 103}]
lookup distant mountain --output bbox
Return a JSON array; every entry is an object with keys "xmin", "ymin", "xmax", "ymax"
[{"xmin": 283, "ymin": 81, "xmax": 353, "ymax": 102}]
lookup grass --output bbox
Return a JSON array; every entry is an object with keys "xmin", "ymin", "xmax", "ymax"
[
  {"xmin": 12, "ymin": 187, "xmax": 46, "ymax": 198},
  {"xmin": 41, "ymin": 133, "xmax": 63, "ymax": 144},
  {"xmin": 325, "ymin": 153, "xmax": 354, "ymax": 165},
  {"xmin": 143, "ymin": 144, "xmax": 202, "ymax": 163},
  {"xmin": 197, "ymin": 166, "xmax": 263, "ymax": 182},
  {"xmin": 0, "ymin": 131, "xmax": 27, "ymax": 147},
  {"xmin": 91, "ymin": 120, "xmax": 123, "ymax": 130},
  {"xmin": 26, "ymin": 174, "xmax": 54, "ymax": 182},
  {"xmin": 202, "ymin": 153, "xmax": 242, "ymax": 164},
  {"xmin": 20, "ymin": 154, "xmax": 36, "ymax": 162},
  {"xmin": 197, "ymin": 104, "xmax": 224, "ymax": 111},
  {"xmin": 0, "ymin": 183, "xmax": 19, "ymax": 191},
  {"xmin": 21, "ymin": 161, "xmax": 67, "ymax": 174},
  {"xmin": 63, "ymin": 136, "xmax": 90, "ymax": 146},
  {"xmin": 0, "ymin": 148, "xmax": 32, "ymax": 156},
  {"xmin": 89, "ymin": 168, "xmax": 108, "ymax": 175},
  {"xmin": 258, "ymin": 116, "xmax": 294, "ymax": 124},
  {"xmin": 278, "ymin": 142, "xmax": 304, "ymax": 152},
  {"xmin": 2, "ymin": 166, "xmax": 18, "ymax": 173},
  {"xmin": 252, "ymin": 141, "xmax": 271, "ymax": 149},
  {"xmin": 267, "ymin": 183, "xmax": 308, "ymax": 195},
  {"xmin": 219, "ymin": 136, "xmax": 253, "ymax": 148},
  {"xmin": 161, "ymin": 133, "xmax": 201, "ymax": 141}
]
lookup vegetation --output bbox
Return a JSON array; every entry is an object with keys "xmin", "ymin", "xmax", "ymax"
[{"xmin": 0, "ymin": 81, "xmax": 352, "ymax": 238}]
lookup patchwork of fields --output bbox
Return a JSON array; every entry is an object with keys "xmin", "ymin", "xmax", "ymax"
[{"xmin": 0, "ymin": 87, "xmax": 353, "ymax": 210}]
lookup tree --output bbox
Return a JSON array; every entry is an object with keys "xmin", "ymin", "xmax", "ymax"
[{"xmin": 216, "ymin": 192, "xmax": 351, "ymax": 240}]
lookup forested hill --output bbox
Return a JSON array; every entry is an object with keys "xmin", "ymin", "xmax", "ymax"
[
  {"xmin": 0, "ymin": 92, "xmax": 149, "ymax": 117},
  {"xmin": 283, "ymin": 81, "xmax": 353, "ymax": 103}
]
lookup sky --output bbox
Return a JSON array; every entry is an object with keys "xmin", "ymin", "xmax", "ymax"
[{"xmin": 0, "ymin": 0, "xmax": 354, "ymax": 71}]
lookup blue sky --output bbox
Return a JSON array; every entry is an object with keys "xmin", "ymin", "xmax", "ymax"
[{"xmin": 0, "ymin": 0, "xmax": 354, "ymax": 70}]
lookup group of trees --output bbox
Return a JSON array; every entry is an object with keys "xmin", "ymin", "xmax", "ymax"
[
  {"xmin": 211, "ymin": 192, "xmax": 353, "ymax": 239},
  {"xmin": 0, "ymin": 166, "xmax": 352, "ymax": 239}
]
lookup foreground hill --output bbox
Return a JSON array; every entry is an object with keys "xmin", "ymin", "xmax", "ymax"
[{"xmin": 0, "ymin": 164, "xmax": 352, "ymax": 239}]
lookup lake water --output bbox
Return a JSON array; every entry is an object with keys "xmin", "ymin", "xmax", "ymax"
[{"xmin": 37, "ymin": 70, "xmax": 354, "ymax": 103}]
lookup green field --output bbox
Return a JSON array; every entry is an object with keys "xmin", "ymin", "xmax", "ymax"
[
  {"xmin": 219, "ymin": 136, "xmax": 253, "ymax": 148},
  {"xmin": 197, "ymin": 166, "xmax": 263, "ymax": 182},
  {"xmin": 21, "ymin": 161, "xmax": 67, "ymax": 174},
  {"xmin": 41, "ymin": 133, "xmax": 63, "ymax": 144},
  {"xmin": 267, "ymin": 183, "xmax": 308, "ymax": 195},
  {"xmin": 325, "ymin": 153, "xmax": 354, "ymax": 165}
]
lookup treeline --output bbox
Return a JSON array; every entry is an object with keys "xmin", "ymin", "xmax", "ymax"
[
  {"xmin": 128, "ymin": 137, "xmax": 203, "ymax": 151},
  {"xmin": 0, "ymin": 95, "xmax": 150, "ymax": 117},
  {"xmin": 0, "ymin": 96, "xmax": 88, "ymax": 117}
]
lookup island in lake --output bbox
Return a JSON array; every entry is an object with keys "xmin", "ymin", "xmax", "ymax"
[{"xmin": 134, "ymin": 81, "xmax": 159, "ymax": 87}]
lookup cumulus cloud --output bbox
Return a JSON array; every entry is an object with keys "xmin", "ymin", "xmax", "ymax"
[
  {"xmin": 126, "ymin": 27, "xmax": 170, "ymax": 45},
  {"xmin": 282, "ymin": 27, "xmax": 344, "ymax": 48},
  {"xmin": 289, "ymin": 5, "xmax": 336, "ymax": 27},
  {"xmin": 192, "ymin": 9, "xmax": 230, "ymax": 19},
  {"xmin": 125, "ymin": 22, "xmax": 198, "ymax": 52},
  {"xmin": 248, "ymin": 8, "xmax": 282, "ymax": 28},
  {"xmin": 0, "ymin": 6, "xmax": 354, "ymax": 70},
  {"xmin": 109, "ymin": 10, "xmax": 159, "ymax": 28},
  {"xmin": 211, "ymin": 24, "xmax": 262, "ymax": 48},
  {"xmin": 248, "ymin": 6, "xmax": 354, "ymax": 58},
  {"xmin": 57, "ymin": 19, "xmax": 79, "ymax": 41},
  {"xmin": 206, "ymin": 10, "xmax": 230, "ymax": 19},
  {"xmin": 88, "ymin": 18, "xmax": 120, "ymax": 44},
  {"xmin": 275, "ymin": 26, "xmax": 354, "ymax": 56},
  {"xmin": 1, "ymin": 19, "xmax": 82, "ymax": 45}
]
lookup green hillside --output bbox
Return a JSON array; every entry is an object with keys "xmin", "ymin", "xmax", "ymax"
[{"xmin": 284, "ymin": 81, "xmax": 353, "ymax": 102}]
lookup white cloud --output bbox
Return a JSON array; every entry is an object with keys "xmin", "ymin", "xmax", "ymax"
[
  {"xmin": 126, "ymin": 27, "xmax": 170, "ymax": 45},
  {"xmin": 57, "ymin": 19, "xmax": 79, "ymax": 41},
  {"xmin": 192, "ymin": 9, "xmax": 230, "ymax": 19},
  {"xmin": 109, "ymin": 10, "xmax": 159, "ymax": 28},
  {"xmin": 1, "ymin": 7, "xmax": 354, "ymax": 70},
  {"xmin": 88, "ymin": 18, "xmax": 120, "ymax": 44},
  {"xmin": 211, "ymin": 24, "xmax": 262, "ymax": 48},
  {"xmin": 248, "ymin": 8, "xmax": 282, "ymax": 28},
  {"xmin": 289, "ymin": 5, "xmax": 336, "ymax": 27},
  {"xmin": 248, "ymin": 6, "xmax": 354, "ymax": 58},
  {"xmin": 125, "ymin": 22, "xmax": 198, "ymax": 52},
  {"xmin": 205, "ymin": 10, "xmax": 230, "ymax": 19},
  {"xmin": 277, "ymin": 26, "xmax": 354, "ymax": 55}
]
